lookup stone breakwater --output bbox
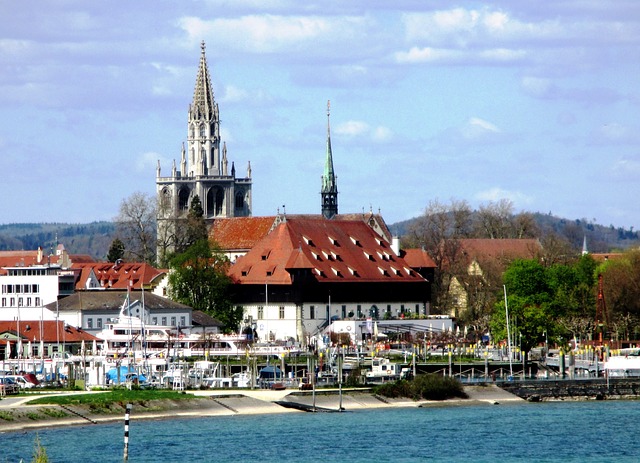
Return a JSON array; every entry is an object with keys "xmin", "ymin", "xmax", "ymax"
[{"xmin": 498, "ymin": 378, "xmax": 640, "ymax": 401}]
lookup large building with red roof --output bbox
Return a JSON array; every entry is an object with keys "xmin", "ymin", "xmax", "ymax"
[
  {"xmin": 0, "ymin": 245, "xmax": 95, "ymax": 322},
  {"xmin": 228, "ymin": 217, "xmax": 434, "ymax": 343},
  {"xmin": 0, "ymin": 319, "xmax": 99, "ymax": 359}
]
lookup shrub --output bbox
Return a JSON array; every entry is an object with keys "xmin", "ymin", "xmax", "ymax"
[{"xmin": 374, "ymin": 374, "xmax": 468, "ymax": 401}]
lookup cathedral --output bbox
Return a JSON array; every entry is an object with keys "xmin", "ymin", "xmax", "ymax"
[{"xmin": 156, "ymin": 42, "xmax": 252, "ymax": 258}]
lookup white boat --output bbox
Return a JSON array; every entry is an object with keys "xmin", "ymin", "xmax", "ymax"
[
  {"xmin": 604, "ymin": 348, "xmax": 640, "ymax": 377},
  {"xmin": 365, "ymin": 357, "xmax": 409, "ymax": 382}
]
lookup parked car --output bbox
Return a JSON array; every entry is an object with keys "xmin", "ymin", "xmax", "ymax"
[
  {"xmin": 6, "ymin": 375, "xmax": 35, "ymax": 389},
  {"xmin": 0, "ymin": 377, "xmax": 19, "ymax": 395}
]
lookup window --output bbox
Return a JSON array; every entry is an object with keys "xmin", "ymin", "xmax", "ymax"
[
  {"xmin": 171, "ymin": 316, "xmax": 177, "ymax": 326},
  {"xmin": 162, "ymin": 317, "xmax": 167, "ymax": 325},
  {"xmin": 10, "ymin": 298, "xmax": 15, "ymax": 306},
  {"xmin": 1, "ymin": 298, "xmax": 5, "ymax": 307},
  {"xmin": 279, "ymin": 306, "xmax": 285, "ymax": 319},
  {"xmin": 18, "ymin": 298, "xmax": 23, "ymax": 307},
  {"xmin": 310, "ymin": 305, "xmax": 315, "ymax": 319},
  {"xmin": 97, "ymin": 318, "xmax": 103, "ymax": 329},
  {"xmin": 341, "ymin": 305, "xmax": 347, "ymax": 319},
  {"xmin": 257, "ymin": 306, "xmax": 263, "ymax": 320},
  {"xmin": 87, "ymin": 318, "xmax": 93, "ymax": 329},
  {"xmin": 357, "ymin": 305, "xmax": 362, "ymax": 318},
  {"xmin": 26, "ymin": 297, "xmax": 31, "ymax": 306},
  {"xmin": 152, "ymin": 317, "xmax": 158, "ymax": 325},
  {"xmin": 35, "ymin": 297, "xmax": 40, "ymax": 306},
  {"xmin": 180, "ymin": 316, "xmax": 186, "ymax": 326}
]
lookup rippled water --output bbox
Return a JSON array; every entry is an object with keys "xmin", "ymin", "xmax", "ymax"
[{"xmin": 4, "ymin": 401, "xmax": 639, "ymax": 462}]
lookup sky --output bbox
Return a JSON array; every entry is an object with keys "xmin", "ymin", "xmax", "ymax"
[{"xmin": 1, "ymin": 1, "xmax": 639, "ymax": 231}]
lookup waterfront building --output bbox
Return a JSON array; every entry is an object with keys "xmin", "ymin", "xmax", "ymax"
[
  {"xmin": 47, "ymin": 290, "xmax": 194, "ymax": 334},
  {"xmin": 228, "ymin": 216, "xmax": 433, "ymax": 344},
  {"xmin": 446, "ymin": 238, "xmax": 542, "ymax": 319},
  {"xmin": 0, "ymin": 319, "xmax": 99, "ymax": 359},
  {"xmin": 0, "ymin": 245, "xmax": 94, "ymax": 322}
]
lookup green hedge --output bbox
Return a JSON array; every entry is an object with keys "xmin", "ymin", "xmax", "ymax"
[{"xmin": 374, "ymin": 374, "xmax": 468, "ymax": 401}]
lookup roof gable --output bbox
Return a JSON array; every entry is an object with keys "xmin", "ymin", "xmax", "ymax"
[
  {"xmin": 229, "ymin": 218, "xmax": 426, "ymax": 284},
  {"xmin": 71, "ymin": 262, "xmax": 167, "ymax": 290}
]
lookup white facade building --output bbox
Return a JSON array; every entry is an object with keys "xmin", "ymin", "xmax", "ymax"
[{"xmin": 0, "ymin": 265, "xmax": 74, "ymax": 322}]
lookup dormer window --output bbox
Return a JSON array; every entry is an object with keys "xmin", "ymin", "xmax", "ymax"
[
  {"xmin": 303, "ymin": 236, "xmax": 314, "ymax": 246},
  {"xmin": 350, "ymin": 236, "xmax": 361, "ymax": 247},
  {"xmin": 329, "ymin": 236, "xmax": 339, "ymax": 246}
]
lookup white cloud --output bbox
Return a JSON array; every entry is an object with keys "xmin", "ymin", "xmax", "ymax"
[
  {"xmin": 460, "ymin": 117, "xmax": 500, "ymax": 140},
  {"xmin": 610, "ymin": 158, "xmax": 640, "ymax": 179},
  {"xmin": 335, "ymin": 120, "xmax": 369, "ymax": 137},
  {"xmin": 178, "ymin": 15, "xmax": 368, "ymax": 54},
  {"xmin": 475, "ymin": 187, "xmax": 534, "ymax": 205},
  {"xmin": 334, "ymin": 120, "xmax": 393, "ymax": 143},
  {"xmin": 372, "ymin": 126, "xmax": 393, "ymax": 142}
]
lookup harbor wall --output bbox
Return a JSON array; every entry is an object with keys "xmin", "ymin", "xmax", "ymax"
[{"xmin": 498, "ymin": 378, "xmax": 640, "ymax": 401}]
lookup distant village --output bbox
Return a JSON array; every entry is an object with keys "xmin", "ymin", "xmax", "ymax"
[{"xmin": 1, "ymin": 42, "xmax": 638, "ymax": 389}]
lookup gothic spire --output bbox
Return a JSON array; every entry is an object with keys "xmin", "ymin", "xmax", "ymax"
[
  {"xmin": 191, "ymin": 41, "xmax": 215, "ymax": 120},
  {"xmin": 321, "ymin": 100, "xmax": 338, "ymax": 219}
]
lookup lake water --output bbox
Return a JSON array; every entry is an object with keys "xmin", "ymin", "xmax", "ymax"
[{"xmin": 4, "ymin": 400, "xmax": 639, "ymax": 462}]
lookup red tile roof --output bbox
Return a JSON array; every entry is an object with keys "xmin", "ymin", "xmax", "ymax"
[
  {"xmin": 449, "ymin": 239, "xmax": 542, "ymax": 272},
  {"xmin": 229, "ymin": 218, "xmax": 426, "ymax": 285},
  {"xmin": 71, "ymin": 262, "xmax": 167, "ymax": 290},
  {"xmin": 210, "ymin": 216, "xmax": 277, "ymax": 250},
  {"xmin": 0, "ymin": 320, "xmax": 99, "ymax": 343},
  {"xmin": 401, "ymin": 248, "xmax": 437, "ymax": 268},
  {"xmin": 590, "ymin": 253, "xmax": 624, "ymax": 262},
  {"xmin": 0, "ymin": 249, "xmax": 96, "ymax": 275}
]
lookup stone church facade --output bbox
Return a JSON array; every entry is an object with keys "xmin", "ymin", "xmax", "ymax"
[{"xmin": 156, "ymin": 42, "xmax": 252, "ymax": 259}]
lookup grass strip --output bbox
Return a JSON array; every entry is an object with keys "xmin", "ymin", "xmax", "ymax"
[{"xmin": 26, "ymin": 389, "xmax": 201, "ymax": 407}]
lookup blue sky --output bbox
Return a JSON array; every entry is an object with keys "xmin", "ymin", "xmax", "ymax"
[{"xmin": 1, "ymin": 1, "xmax": 639, "ymax": 230}]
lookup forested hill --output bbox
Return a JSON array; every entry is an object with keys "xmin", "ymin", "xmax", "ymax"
[
  {"xmin": 391, "ymin": 212, "xmax": 639, "ymax": 253},
  {"xmin": 0, "ymin": 222, "xmax": 116, "ymax": 261},
  {"xmin": 0, "ymin": 212, "xmax": 637, "ymax": 262}
]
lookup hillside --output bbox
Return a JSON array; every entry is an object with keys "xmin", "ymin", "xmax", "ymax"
[
  {"xmin": 0, "ymin": 222, "xmax": 116, "ymax": 261},
  {"xmin": 390, "ymin": 212, "xmax": 639, "ymax": 253},
  {"xmin": 0, "ymin": 212, "xmax": 636, "ymax": 262}
]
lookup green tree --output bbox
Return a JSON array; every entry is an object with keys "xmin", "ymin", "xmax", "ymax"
[
  {"xmin": 167, "ymin": 239, "xmax": 242, "ymax": 333},
  {"xmin": 183, "ymin": 195, "xmax": 208, "ymax": 251},
  {"xmin": 106, "ymin": 238, "xmax": 126, "ymax": 263}
]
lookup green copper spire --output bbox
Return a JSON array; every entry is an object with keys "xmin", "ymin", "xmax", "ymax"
[{"xmin": 321, "ymin": 100, "xmax": 338, "ymax": 219}]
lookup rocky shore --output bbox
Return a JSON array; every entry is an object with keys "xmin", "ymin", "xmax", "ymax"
[{"xmin": 0, "ymin": 385, "xmax": 522, "ymax": 433}]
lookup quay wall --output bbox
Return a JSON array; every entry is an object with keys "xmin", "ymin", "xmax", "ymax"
[{"xmin": 498, "ymin": 378, "xmax": 640, "ymax": 401}]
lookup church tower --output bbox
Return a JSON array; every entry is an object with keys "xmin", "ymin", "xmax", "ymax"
[
  {"xmin": 156, "ymin": 42, "xmax": 252, "ymax": 259},
  {"xmin": 321, "ymin": 100, "xmax": 338, "ymax": 219}
]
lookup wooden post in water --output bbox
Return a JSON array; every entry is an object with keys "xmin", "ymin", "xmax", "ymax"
[{"xmin": 123, "ymin": 403, "xmax": 132, "ymax": 461}]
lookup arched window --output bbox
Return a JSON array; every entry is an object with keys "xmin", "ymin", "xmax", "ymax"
[
  {"xmin": 207, "ymin": 187, "xmax": 224, "ymax": 216},
  {"xmin": 235, "ymin": 191, "xmax": 244, "ymax": 209},
  {"xmin": 199, "ymin": 124, "xmax": 205, "ymax": 138},
  {"xmin": 178, "ymin": 188, "xmax": 190, "ymax": 212},
  {"xmin": 160, "ymin": 188, "xmax": 172, "ymax": 213}
]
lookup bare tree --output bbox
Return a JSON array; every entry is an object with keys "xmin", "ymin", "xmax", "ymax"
[
  {"xmin": 115, "ymin": 192, "xmax": 157, "ymax": 265},
  {"xmin": 405, "ymin": 199, "xmax": 472, "ymax": 315}
]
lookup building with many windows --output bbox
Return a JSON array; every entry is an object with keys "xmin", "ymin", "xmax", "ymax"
[{"xmin": 228, "ymin": 217, "xmax": 434, "ymax": 344}]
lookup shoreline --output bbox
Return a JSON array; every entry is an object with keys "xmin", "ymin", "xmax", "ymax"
[{"xmin": 0, "ymin": 385, "xmax": 522, "ymax": 434}]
